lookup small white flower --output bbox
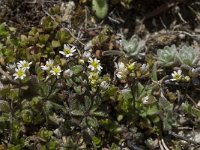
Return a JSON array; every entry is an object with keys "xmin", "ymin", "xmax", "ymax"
[
  {"xmin": 17, "ymin": 60, "xmax": 32, "ymax": 70},
  {"xmin": 63, "ymin": 69, "xmax": 73, "ymax": 79},
  {"xmin": 13, "ymin": 68, "xmax": 26, "ymax": 80},
  {"xmin": 84, "ymin": 41, "xmax": 92, "ymax": 50},
  {"xmin": 41, "ymin": 59, "xmax": 54, "ymax": 71},
  {"xmin": 142, "ymin": 96, "xmax": 150, "ymax": 105},
  {"xmin": 78, "ymin": 59, "xmax": 85, "ymax": 64},
  {"xmin": 170, "ymin": 70, "xmax": 182, "ymax": 81},
  {"xmin": 6, "ymin": 63, "xmax": 16, "ymax": 70},
  {"xmin": 88, "ymin": 58, "xmax": 103, "ymax": 72},
  {"xmin": 115, "ymin": 62, "xmax": 128, "ymax": 80},
  {"xmin": 50, "ymin": 66, "xmax": 62, "ymax": 77},
  {"xmin": 184, "ymin": 76, "xmax": 190, "ymax": 82},
  {"xmin": 59, "ymin": 44, "xmax": 76, "ymax": 58},
  {"xmin": 100, "ymin": 81, "xmax": 109, "ymax": 89},
  {"xmin": 83, "ymin": 51, "xmax": 91, "ymax": 59},
  {"xmin": 140, "ymin": 64, "xmax": 149, "ymax": 73}
]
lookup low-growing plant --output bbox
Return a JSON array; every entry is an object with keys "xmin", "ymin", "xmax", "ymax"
[
  {"xmin": 0, "ymin": 3, "xmax": 200, "ymax": 150},
  {"xmin": 121, "ymin": 35, "xmax": 145, "ymax": 58},
  {"xmin": 177, "ymin": 45, "xmax": 199, "ymax": 67},
  {"xmin": 157, "ymin": 44, "xmax": 178, "ymax": 67}
]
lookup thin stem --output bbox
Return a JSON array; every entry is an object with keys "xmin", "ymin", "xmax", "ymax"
[
  {"xmin": 46, "ymin": 78, "xmax": 58, "ymax": 100},
  {"xmin": 129, "ymin": 81, "xmax": 136, "ymax": 115}
]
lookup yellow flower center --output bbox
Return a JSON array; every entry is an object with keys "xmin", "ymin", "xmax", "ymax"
[
  {"xmin": 53, "ymin": 67, "xmax": 60, "ymax": 74},
  {"xmin": 17, "ymin": 69, "xmax": 25, "ymax": 77},
  {"xmin": 91, "ymin": 61, "xmax": 98, "ymax": 69},
  {"xmin": 64, "ymin": 49, "xmax": 71, "ymax": 55},
  {"xmin": 22, "ymin": 63, "xmax": 29, "ymax": 68}
]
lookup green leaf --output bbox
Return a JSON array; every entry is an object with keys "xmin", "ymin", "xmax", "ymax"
[
  {"xmin": 8, "ymin": 89, "xmax": 19, "ymax": 101},
  {"xmin": 21, "ymin": 109, "xmax": 33, "ymax": 124},
  {"xmin": 151, "ymin": 63, "xmax": 158, "ymax": 81},
  {"xmin": 71, "ymin": 65, "xmax": 83, "ymax": 75},
  {"xmin": 182, "ymin": 102, "xmax": 200, "ymax": 120},
  {"xmin": 92, "ymin": 136, "xmax": 101, "ymax": 148},
  {"xmin": 92, "ymin": 111, "xmax": 108, "ymax": 117},
  {"xmin": 38, "ymin": 129, "xmax": 53, "ymax": 141},
  {"xmin": 8, "ymin": 27, "xmax": 16, "ymax": 32},
  {"xmin": 118, "ymin": 89, "xmax": 133, "ymax": 112},
  {"xmin": 71, "ymin": 110, "xmax": 84, "ymax": 116},
  {"xmin": 146, "ymin": 105, "xmax": 159, "ymax": 116},
  {"xmin": 84, "ymin": 96, "xmax": 92, "ymax": 111},
  {"xmin": 8, "ymin": 145, "xmax": 21, "ymax": 150},
  {"xmin": 56, "ymin": 29, "xmax": 72, "ymax": 44},
  {"xmin": 47, "ymin": 140, "xmax": 57, "ymax": 150},
  {"xmin": 121, "ymin": 89, "xmax": 133, "ymax": 101},
  {"xmin": 92, "ymin": 0, "xmax": 108, "ymax": 19},
  {"xmin": 111, "ymin": 143, "xmax": 120, "ymax": 150},
  {"xmin": 41, "ymin": 16, "xmax": 59, "ymax": 31},
  {"xmin": 43, "ymin": 101, "xmax": 53, "ymax": 114},
  {"xmin": 73, "ymin": 85, "xmax": 85, "ymax": 95},
  {"xmin": 52, "ymin": 40, "xmax": 61, "ymax": 48},
  {"xmin": 0, "ymin": 100, "xmax": 10, "ymax": 112},
  {"xmin": 0, "ymin": 113, "xmax": 10, "ymax": 122},
  {"xmin": 86, "ymin": 116, "xmax": 99, "ymax": 127},
  {"xmin": 0, "ymin": 23, "xmax": 8, "ymax": 38},
  {"xmin": 39, "ymin": 34, "xmax": 50, "ymax": 44}
]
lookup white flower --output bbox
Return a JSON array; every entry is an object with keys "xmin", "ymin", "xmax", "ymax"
[
  {"xmin": 41, "ymin": 59, "xmax": 54, "ymax": 71},
  {"xmin": 88, "ymin": 58, "xmax": 103, "ymax": 72},
  {"xmin": 140, "ymin": 64, "xmax": 149, "ymax": 73},
  {"xmin": 115, "ymin": 62, "xmax": 128, "ymax": 80},
  {"xmin": 84, "ymin": 41, "xmax": 92, "ymax": 50},
  {"xmin": 83, "ymin": 51, "xmax": 91, "ymax": 59},
  {"xmin": 184, "ymin": 76, "xmax": 190, "ymax": 82},
  {"xmin": 17, "ymin": 60, "xmax": 32, "ymax": 70},
  {"xmin": 142, "ymin": 96, "xmax": 150, "ymax": 105},
  {"xmin": 59, "ymin": 44, "xmax": 76, "ymax": 58},
  {"xmin": 100, "ymin": 81, "xmax": 109, "ymax": 89},
  {"xmin": 63, "ymin": 69, "xmax": 73, "ymax": 79},
  {"xmin": 13, "ymin": 68, "xmax": 26, "ymax": 80},
  {"xmin": 88, "ymin": 71, "xmax": 99, "ymax": 85},
  {"xmin": 170, "ymin": 70, "xmax": 182, "ymax": 81},
  {"xmin": 50, "ymin": 66, "xmax": 62, "ymax": 77},
  {"xmin": 78, "ymin": 59, "xmax": 85, "ymax": 64}
]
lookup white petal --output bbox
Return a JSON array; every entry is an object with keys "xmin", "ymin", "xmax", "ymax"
[{"xmin": 177, "ymin": 70, "xmax": 182, "ymax": 75}]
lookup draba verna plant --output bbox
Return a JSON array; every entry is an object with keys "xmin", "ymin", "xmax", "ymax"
[
  {"xmin": 1, "ymin": 3, "xmax": 200, "ymax": 150},
  {"xmin": 177, "ymin": 45, "xmax": 200, "ymax": 67},
  {"xmin": 157, "ymin": 44, "xmax": 178, "ymax": 67},
  {"xmin": 121, "ymin": 35, "xmax": 145, "ymax": 58}
]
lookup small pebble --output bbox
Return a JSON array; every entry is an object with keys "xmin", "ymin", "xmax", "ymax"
[{"xmin": 179, "ymin": 33, "xmax": 185, "ymax": 39}]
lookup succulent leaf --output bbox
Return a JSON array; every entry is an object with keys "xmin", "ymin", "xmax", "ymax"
[
  {"xmin": 178, "ymin": 46, "xmax": 199, "ymax": 67},
  {"xmin": 157, "ymin": 45, "xmax": 178, "ymax": 67},
  {"xmin": 92, "ymin": 0, "xmax": 108, "ymax": 19},
  {"xmin": 121, "ymin": 35, "xmax": 145, "ymax": 57}
]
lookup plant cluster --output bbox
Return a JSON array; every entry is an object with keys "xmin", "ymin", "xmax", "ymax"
[
  {"xmin": 157, "ymin": 44, "xmax": 200, "ymax": 68},
  {"xmin": 0, "ymin": 3, "xmax": 200, "ymax": 150}
]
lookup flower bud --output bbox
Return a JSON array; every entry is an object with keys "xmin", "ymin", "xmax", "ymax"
[{"xmin": 63, "ymin": 69, "xmax": 73, "ymax": 79}]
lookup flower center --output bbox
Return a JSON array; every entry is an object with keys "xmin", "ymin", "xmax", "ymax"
[
  {"xmin": 22, "ymin": 63, "xmax": 29, "ymax": 68},
  {"xmin": 53, "ymin": 68, "xmax": 60, "ymax": 74},
  {"xmin": 64, "ymin": 49, "xmax": 71, "ymax": 55},
  {"xmin": 91, "ymin": 61, "xmax": 98, "ymax": 68},
  {"xmin": 17, "ymin": 70, "xmax": 24, "ymax": 77},
  {"xmin": 174, "ymin": 74, "xmax": 181, "ymax": 80}
]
